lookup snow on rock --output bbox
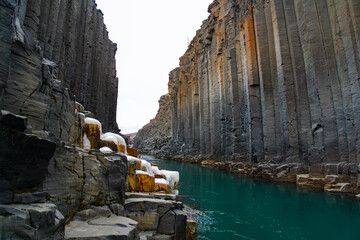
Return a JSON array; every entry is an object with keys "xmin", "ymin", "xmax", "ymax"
[
  {"xmin": 160, "ymin": 170, "xmax": 179, "ymax": 190},
  {"xmin": 100, "ymin": 147, "xmax": 113, "ymax": 153},
  {"xmin": 136, "ymin": 170, "xmax": 151, "ymax": 176},
  {"xmin": 155, "ymin": 178, "xmax": 168, "ymax": 185},
  {"xmin": 127, "ymin": 155, "xmax": 140, "ymax": 162},
  {"xmin": 84, "ymin": 117, "xmax": 102, "ymax": 133},
  {"xmin": 151, "ymin": 166, "xmax": 162, "ymax": 176},
  {"xmin": 83, "ymin": 134, "xmax": 91, "ymax": 150},
  {"xmin": 101, "ymin": 133, "xmax": 118, "ymax": 145},
  {"xmin": 141, "ymin": 160, "xmax": 154, "ymax": 176}
]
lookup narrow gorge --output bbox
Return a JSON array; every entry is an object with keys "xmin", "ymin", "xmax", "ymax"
[
  {"xmin": 135, "ymin": 0, "xmax": 360, "ymax": 193},
  {"xmin": 1, "ymin": 0, "xmax": 360, "ymax": 239}
]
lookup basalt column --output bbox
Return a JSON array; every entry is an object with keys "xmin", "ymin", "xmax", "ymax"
[
  {"xmin": 166, "ymin": 0, "xmax": 360, "ymax": 166},
  {"xmin": 0, "ymin": 0, "xmax": 118, "ymax": 136}
]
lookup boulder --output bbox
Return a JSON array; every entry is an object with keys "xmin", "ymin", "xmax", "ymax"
[
  {"xmin": 109, "ymin": 203, "xmax": 125, "ymax": 216},
  {"xmin": 0, "ymin": 203, "xmax": 65, "ymax": 239},
  {"xmin": 157, "ymin": 210, "xmax": 175, "ymax": 234},
  {"xmin": 127, "ymin": 211, "xmax": 159, "ymax": 231},
  {"xmin": 136, "ymin": 173, "xmax": 155, "ymax": 192},
  {"xmin": 73, "ymin": 209, "xmax": 97, "ymax": 221}
]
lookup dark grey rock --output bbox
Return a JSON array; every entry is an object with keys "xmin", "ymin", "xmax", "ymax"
[
  {"xmin": 65, "ymin": 216, "xmax": 139, "ymax": 240},
  {"xmin": 173, "ymin": 210, "xmax": 186, "ymax": 240},
  {"xmin": 73, "ymin": 209, "xmax": 97, "ymax": 221},
  {"xmin": 0, "ymin": 110, "xmax": 29, "ymax": 132},
  {"xmin": 134, "ymin": 0, "xmax": 360, "ymax": 183},
  {"xmin": 13, "ymin": 192, "xmax": 47, "ymax": 204},
  {"xmin": 110, "ymin": 203, "xmax": 125, "ymax": 216},
  {"xmin": 0, "ymin": 203, "xmax": 65, "ymax": 240},
  {"xmin": 0, "ymin": 0, "xmax": 119, "ymax": 138},
  {"xmin": 157, "ymin": 210, "xmax": 175, "ymax": 235},
  {"xmin": 89, "ymin": 206, "xmax": 112, "ymax": 218},
  {"xmin": 0, "ymin": 122, "xmax": 56, "ymax": 192}
]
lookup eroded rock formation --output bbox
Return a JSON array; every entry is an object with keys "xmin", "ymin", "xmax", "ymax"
[{"xmin": 0, "ymin": 0, "xmax": 118, "ymax": 137}]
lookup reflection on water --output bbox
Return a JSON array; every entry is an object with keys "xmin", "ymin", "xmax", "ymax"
[{"xmin": 143, "ymin": 155, "xmax": 360, "ymax": 240}]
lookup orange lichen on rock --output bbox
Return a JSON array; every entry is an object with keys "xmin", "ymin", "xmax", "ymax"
[
  {"xmin": 118, "ymin": 144, "xmax": 126, "ymax": 154},
  {"xmin": 136, "ymin": 172, "xmax": 155, "ymax": 192},
  {"xmin": 83, "ymin": 123, "xmax": 101, "ymax": 149},
  {"xmin": 127, "ymin": 147, "xmax": 141, "ymax": 158},
  {"xmin": 155, "ymin": 182, "xmax": 171, "ymax": 194},
  {"xmin": 127, "ymin": 161, "xmax": 137, "ymax": 192},
  {"xmin": 100, "ymin": 140, "xmax": 118, "ymax": 152}
]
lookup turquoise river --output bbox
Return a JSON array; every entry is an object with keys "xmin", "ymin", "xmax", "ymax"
[{"xmin": 142, "ymin": 155, "xmax": 360, "ymax": 240}]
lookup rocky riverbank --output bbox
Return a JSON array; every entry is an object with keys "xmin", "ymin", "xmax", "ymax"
[{"xmin": 147, "ymin": 152, "xmax": 360, "ymax": 198}]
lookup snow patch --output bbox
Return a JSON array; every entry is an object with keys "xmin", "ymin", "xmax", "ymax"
[
  {"xmin": 141, "ymin": 160, "xmax": 154, "ymax": 176},
  {"xmin": 155, "ymin": 178, "xmax": 169, "ymax": 185},
  {"xmin": 160, "ymin": 170, "xmax": 179, "ymax": 190},
  {"xmin": 136, "ymin": 170, "xmax": 151, "ymax": 176},
  {"xmin": 100, "ymin": 147, "xmax": 113, "ymax": 153},
  {"xmin": 151, "ymin": 166, "xmax": 161, "ymax": 175},
  {"xmin": 83, "ymin": 134, "xmax": 91, "ymax": 150}
]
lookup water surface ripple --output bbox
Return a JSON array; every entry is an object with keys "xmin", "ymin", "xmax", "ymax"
[{"xmin": 142, "ymin": 155, "xmax": 360, "ymax": 240}]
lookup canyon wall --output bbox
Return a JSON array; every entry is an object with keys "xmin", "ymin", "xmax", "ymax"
[
  {"xmin": 139, "ymin": 0, "xmax": 360, "ymax": 167},
  {"xmin": 0, "ymin": 0, "xmax": 118, "ymax": 139},
  {"xmin": 134, "ymin": 94, "xmax": 173, "ymax": 154}
]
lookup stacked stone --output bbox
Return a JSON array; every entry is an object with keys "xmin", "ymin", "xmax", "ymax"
[{"xmin": 164, "ymin": 0, "xmax": 360, "ymax": 174}]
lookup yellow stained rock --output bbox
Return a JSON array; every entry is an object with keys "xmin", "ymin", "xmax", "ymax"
[
  {"xmin": 118, "ymin": 144, "xmax": 126, "ymax": 154},
  {"xmin": 155, "ymin": 182, "xmax": 171, "ymax": 194},
  {"xmin": 136, "ymin": 174, "xmax": 155, "ymax": 192},
  {"xmin": 127, "ymin": 147, "xmax": 141, "ymax": 158},
  {"xmin": 127, "ymin": 161, "xmax": 137, "ymax": 192},
  {"xmin": 83, "ymin": 123, "xmax": 101, "ymax": 149},
  {"xmin": 100, "ymin": 139, "xmax": 118, "ymax": 152}
]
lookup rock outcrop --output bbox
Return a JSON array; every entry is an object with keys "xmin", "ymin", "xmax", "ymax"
[
  {"xmin": 134, "ymin": 94, "xmax": 172, "ymax": 154},
  {"xmin": 139, "ymin": 0, "xmax": 360, "ymax": 167},
  {"xmin": 0, "ymin": 0, "xmax": 118, "ymax": 138}
]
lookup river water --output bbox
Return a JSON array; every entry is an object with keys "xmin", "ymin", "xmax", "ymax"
[{"xmin": 142, "ymin": 154, "xmax": 360, "ymax": 240}]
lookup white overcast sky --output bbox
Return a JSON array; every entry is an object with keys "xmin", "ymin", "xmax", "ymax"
[{"xmin": 96, "ymin": 0, "xmax": 213, "ymax": 134}]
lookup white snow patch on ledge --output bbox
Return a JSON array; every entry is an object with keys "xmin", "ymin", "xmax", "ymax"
[
  {"xmin": 100, "ymin": 147, "xmax": 113, "ymax": 153},
  {"xmin": 136, "ymin": 170, "xmax": 151, "ymax": 176},
  {"xmin": 155, "ymin": 178, "xmax": 169, "ymax": 185}
]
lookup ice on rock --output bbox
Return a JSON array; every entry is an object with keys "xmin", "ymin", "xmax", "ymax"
[{"xmin": 100, "ymin": 147, "xmax": 113, "ymax": 153}]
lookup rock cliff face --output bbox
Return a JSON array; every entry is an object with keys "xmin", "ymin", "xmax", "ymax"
[
  {"xmin": 0, "ymin": 0, "xmax": 118, "ymax": 138},
  {"xmin": 141, "ymin": 0, "xmax": 360, "ymax": 168},
  {"xmin": 134, "ymin": 94, "xmax": 173, "ymax": 154}
]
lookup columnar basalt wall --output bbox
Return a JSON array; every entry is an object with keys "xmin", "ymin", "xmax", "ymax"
[
  {"xmin": 167, "ymin": 0, "xmax": 360, "ymax": 166},
  {"xmin": 0, "ymin": 0, "xmax": 118, "ymax": 137}
]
